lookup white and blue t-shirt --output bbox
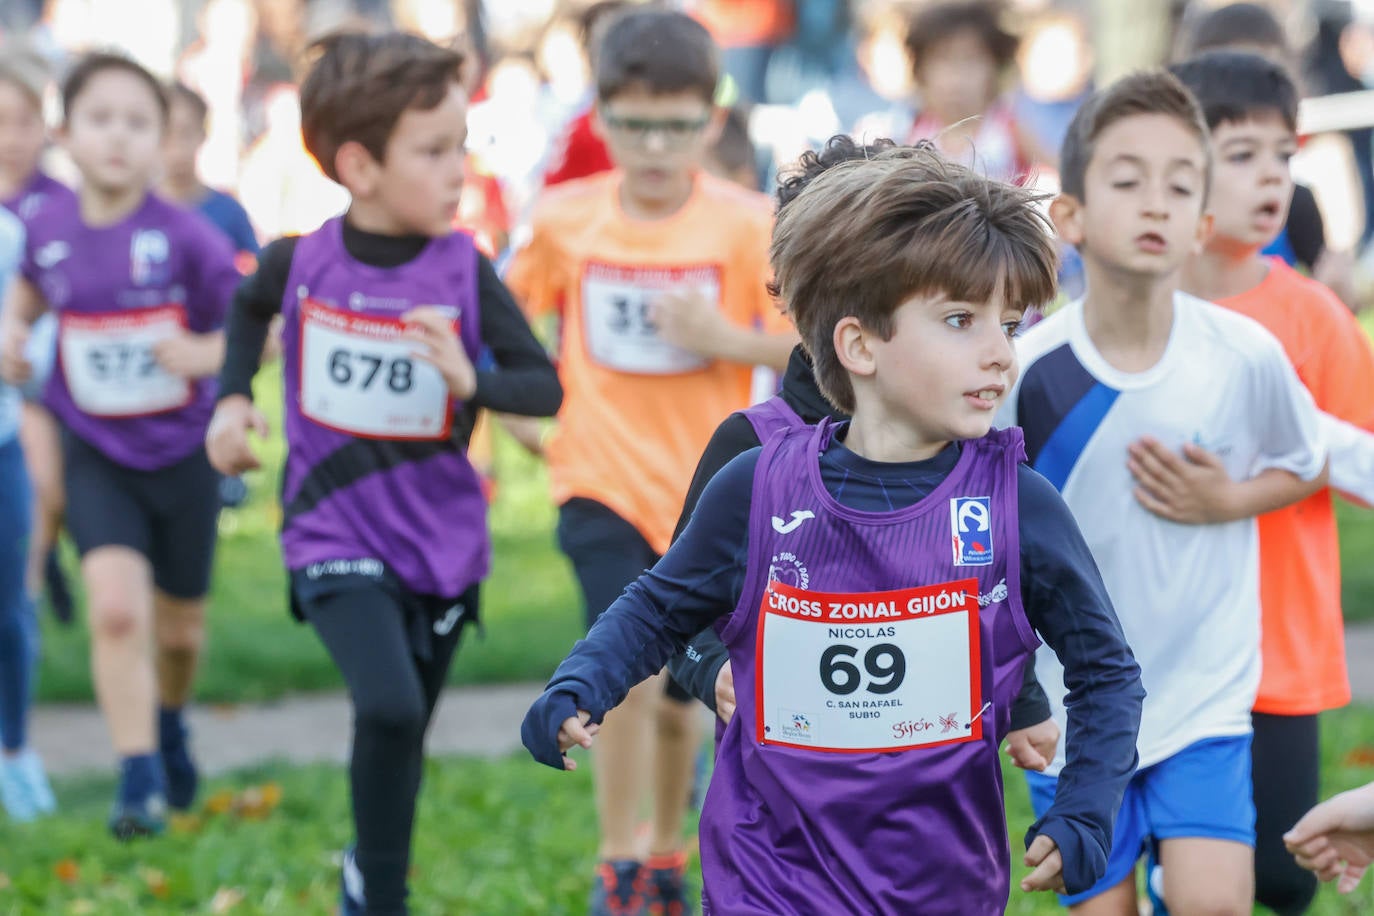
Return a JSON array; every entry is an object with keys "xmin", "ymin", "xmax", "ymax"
[{"xmin": 998, "ymin": 292, "xmax": 1326, "ymax": 774}]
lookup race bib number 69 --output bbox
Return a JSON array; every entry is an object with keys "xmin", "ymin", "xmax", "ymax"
[
  {"xmin": 756, "ymin": 578, "xmax": 983, "ymax": 753},
  {"xmin": 299, "ymin": 299, "xmax": 453, "ymax": 440}
]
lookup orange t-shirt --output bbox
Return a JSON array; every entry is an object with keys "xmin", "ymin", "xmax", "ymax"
[
  {"xmin": 1218, "ymin": 259, "xmax": 1374, "ymax": 714},
  {"xmin": 505, "ymin": 171, "xmax": 787, "ymax": 553}
]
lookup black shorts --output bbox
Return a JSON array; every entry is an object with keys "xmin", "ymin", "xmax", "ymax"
[
  {"xmin": 61, "ymin": 429, "xmax": 219, "ymax": 599},
  {"xmin": 556, "ymin": 497, "xmax": 691, "ymax": 703}
]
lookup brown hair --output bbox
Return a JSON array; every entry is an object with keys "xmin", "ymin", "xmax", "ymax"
[
  {"xmin": 62, "ymin": 52, "xmax": 167, "ymax": 124},
  {"xmin": 167, "ymin": 81, "xmax": 208, "ymax": 130},
  {"xmin": 596, "ymin": 8, "xmax": 718, "ymax": 104},
  {"xmin": 299, "ymin": 31, "xmax": 465, "ymax": 183},
  {"xmin": 1059, "ymin": 69, "xmax": 1210, "ymax": 203},
  {"xmin": 906, "ymin": 1, "xmax": 1018, "ymax": 76},
  {"xmin": 771, "ymin": 149, "xmax": 1058, "ymax": 413}
]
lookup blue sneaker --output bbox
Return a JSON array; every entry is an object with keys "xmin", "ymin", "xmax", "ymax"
[
  {"xmin": 0, "ymin": 752, "xmax": 42, "ymax": 822},
  {"xmin": 340, "ymin": 845, "xmax": 366, "ymax": 916},
  {"xmin": 590, "ymin": 860, "xmax": 647, "ymax": 916},
  {"xmin": 645, "ymin": 852, "xmax": 693, "ymax": 916},
  {"xmin": 108, "ymin": 793, "xmax": 166, "ymax": 840}
]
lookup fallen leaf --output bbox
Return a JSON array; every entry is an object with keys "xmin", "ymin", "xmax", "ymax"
[
  {"xmin": 139, "ymin": 866, "xmax": 170, "ymax": 899},
  {"xmin": 169, "ymin": 811, "xmax": 203, "ymax": 834},
  {"xmin": 234, "ymin": 783, "xmax": 283, "ymax": 820},
  {"xmin": 1344, "ymin": 747, "xmax": 1374, "ymax": 768},
  {"xmin": 53, "ymin": 860, "xmax": 79, "ymax": 885},
  {"xmin": 205, "ymin": 789, "xmax": 235, "ymax": 815},
  {"xmin": 210, "ymin": 888, "xmax": 245, "ymax": 913}
]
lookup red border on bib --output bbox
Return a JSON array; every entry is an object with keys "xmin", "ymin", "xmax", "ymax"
[
  {"xmin": 57, "ymin": 304, "xmax": 193, "ymax": 419},
  {"xmin": 298, "ymin": 297, "xmax": 456, "ymax": 441},
  {"xmin": 754, "ymin": 577, "xmax": 984, "ymax": 754}
]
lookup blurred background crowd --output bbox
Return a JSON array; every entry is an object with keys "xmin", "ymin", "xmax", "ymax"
[{"xmin": 1, "ymin": 0, "xmax": 1373, "ymax": 305}]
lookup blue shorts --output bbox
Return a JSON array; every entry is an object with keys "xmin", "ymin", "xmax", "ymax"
[{"xmin": 1026, "ymin": 735, "xmax": 1255, "ymax": 906}]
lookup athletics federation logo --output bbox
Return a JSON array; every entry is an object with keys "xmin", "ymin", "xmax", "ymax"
[
  {"xmin": 950, "ymin": 496, "xmax": 994, "ymax": 567},
  {"xmin": 130, "ymin": 230, "xmax": 170, "ymax": 286}
]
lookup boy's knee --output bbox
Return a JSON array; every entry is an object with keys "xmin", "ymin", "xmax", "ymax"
[
  {"xmin": 1166, "ymin": 888, "xmax": 1251, "ymax": 916},
  {"xmin": 354, "ymin": 690, "xmax": 427, "ymax": 739},
  {"xmin": 90, "ymin": 598, "xmax": 143, "ymax": 641}
]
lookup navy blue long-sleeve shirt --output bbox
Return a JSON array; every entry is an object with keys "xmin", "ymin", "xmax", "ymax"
[{"xmin": 522, "ymin": 430, "xmax": 1144, "ymax": 896}]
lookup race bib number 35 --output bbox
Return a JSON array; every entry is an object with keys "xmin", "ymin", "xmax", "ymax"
[
  {"xmin": 299, "ymin": 299, "xmax": 452, "ymax": 440},
  {"xmin": 581, "ymin": 262, "xmax": 720, "ymax": 375},
  {"xmin": 756, "ymin": 579, "xmax": 983, "ymax": 754},
  {"xmin": 60, "ymin": 305, "xmax": 192, "ymax": 417}
]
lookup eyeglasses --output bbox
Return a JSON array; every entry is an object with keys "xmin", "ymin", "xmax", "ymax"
[{"xmin": 600, "ymin": 113, "xmax": 710, "ymax": 146}]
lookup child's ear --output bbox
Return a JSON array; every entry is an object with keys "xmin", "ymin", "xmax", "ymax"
[
  {"xmin": 334, "ymin": 140, "xmax": 379, "ymax": 196},
  {"xmin": 702, "ymin": 105, "xmax": 727, "ymax": 147},
  {"xmin": 833, "ymin": 316, "xmax": 877, "ymax": 380},
  {"xmin": 1193, "ymin": 211, "xmax": 1215, "ymax": 253},
  {"xmin": 1048, "ymin": 193, "xmax": 1083, "ymax": 246}
]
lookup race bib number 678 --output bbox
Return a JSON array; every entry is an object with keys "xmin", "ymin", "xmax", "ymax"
[
  {"xmin": 756, "ymin": 579, "xmax": 983, "ymax": 754},
  {"xmin": 299, "ymin": 299, "xmax": 453, "ymax": 441}
]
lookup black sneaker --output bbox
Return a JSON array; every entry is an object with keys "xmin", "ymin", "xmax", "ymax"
[
  {"xmin": 590, "ymin": 859, "xmax": 647, "ymax": 916},
  {"xmin": 108, "ymin": 794, "xmax": 166, "ymax": 841},
  {"xmin": 645, "ymin": 853, "xmax": 693, "ymax": 916}
]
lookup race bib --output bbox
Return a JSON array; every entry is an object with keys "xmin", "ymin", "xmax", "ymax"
[
  {"xmin": 299, "ymin": 299, "xmax": 454, "ymax": 441},
  {"xmin": 581, "ymin": 262, "xmax": 719, "ymax": 374},
  {"xmin": 59, "ymin": 305, "xmax": 192, "ymax": 417},
  {"xmin": 756, "ymin": 579, "xmax": 984, "ymax": 753}
]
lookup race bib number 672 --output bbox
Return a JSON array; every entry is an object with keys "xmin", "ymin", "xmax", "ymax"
[
  {"xmin": 59, "ymin": 305, "xmax": 192, "ymax": 417},
  {"xmin": 756, "ymin": 578, "xmax": 983, "ymax": 753}
]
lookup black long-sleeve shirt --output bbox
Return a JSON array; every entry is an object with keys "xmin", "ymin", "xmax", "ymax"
[
  {"xmin": 522, "ymin": 430, "xmax": 1144, "ymax": 895},
  {"xmin": 666, "ymin": 347, "xmax": 1051, "ymax": 729},
  {"xmin": 217, "ymin": 222, "xmax": 562, "ymax": 427}
]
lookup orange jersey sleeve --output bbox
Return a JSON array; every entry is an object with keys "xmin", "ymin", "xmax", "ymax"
[{"xmin": 1219, "ymin": 259, "xmax": 1374, "ymax": 714}]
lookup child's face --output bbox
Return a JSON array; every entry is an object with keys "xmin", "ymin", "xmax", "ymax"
[
  {"xmin": 1058, "ymin": 113, "xmax": 1208, "ymax": 277},
  {"xmin": 63, "ymin": 69, "xmax": 163, "ymax": 194},
  {"xmin": 915, "ymin": 29, "xmax": 999, "ymax": 122},
  {"xmin": 370, "ymin": 81, "xmax": 469, "ymax": 236},
  {"xmin": 596, "ymin": 86, "xmax": 718, "ymax": 208},
  {"xmin": 861, "ymin": 289, "xmax": 1022, "ymax": 444},
  {"xmin": 0, "ymin": 81, "xmax": 46, "ymax": 185},
  {"xmin": 1203, "ymin": 113, "xmax": 1295, "ymax": 255},
  {"xmin": 162, "ymin": 97, "xmax": 205, "ymax": 184}
]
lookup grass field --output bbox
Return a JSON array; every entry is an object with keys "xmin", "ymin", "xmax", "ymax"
[{"xmin": 2, "ymin": 704, "xmax": 1374, "ymax": 914}]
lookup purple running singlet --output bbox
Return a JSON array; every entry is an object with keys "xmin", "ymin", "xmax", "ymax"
[
  {"xmin": 278, "ymin": 218, "xmax": 490, "ymax": 597},
  {"xmin": 702, "ymin": 419, "xmax": 1039, "ymax": 915}
]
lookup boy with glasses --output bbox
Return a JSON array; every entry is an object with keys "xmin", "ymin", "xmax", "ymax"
[{"xmin": 506, "ymin": 9, "xmax": 796, "ymax": 914}]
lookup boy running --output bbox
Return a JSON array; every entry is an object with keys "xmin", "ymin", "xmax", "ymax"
[
  {"xmin": 668, "ymin": 134, "xmax": 1060, "ymax": 774},
  {"xmin": 505, "ymin": 9, "xmax": 795, "ymax": 913},
  {"xmin": 206, "ymin": 32, "xmax": 561, "ymax": 916},
  {"xmin": 524, "ymin": 146, "xmax": 1145, "ymax": 915},
  {"xmin": 1001, "ymin": 70, "xmax": 1329, "ymax": 915},
  {"xmin": 0, "ymin": 52, "xmax": 241, "ymax": 838},
  {"xmin": 1163, "ymin": 50, "xmax": 1374, "ymax": 916}
]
